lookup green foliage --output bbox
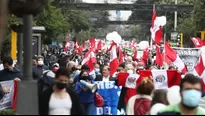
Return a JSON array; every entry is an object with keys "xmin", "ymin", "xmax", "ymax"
[
  {"xmin": 129, "ymin": 0, "xmax": 205, "ymax": 46},
  {"xmin": 35, "ymin": 0, "xmax": 69, "ymax": 42},
  {"xmin": 8, "ymin": 15, "xmax": 22, "ymax": 26},
  {"xmin": 63, "ymin": 10, "xmax": 91, "ymax": 33},
  {"xmin": 75, "ymin": 29, "xmax": 97, "ymax": 44},
  {"xmin": 0, "ymin": 109, "xmax": 16, "ymax": 115}
]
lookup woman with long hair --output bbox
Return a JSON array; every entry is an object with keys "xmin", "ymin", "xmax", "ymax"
[
  {"xmin": 39, "ymin": 67, "xmax": 83, "ymax": 115},
  {"xmin": 75, "ymin": 70, "xmax": 95, "ymax": 115}
]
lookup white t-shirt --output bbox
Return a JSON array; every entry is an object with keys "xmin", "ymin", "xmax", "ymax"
[
  {"xmin": 49, "ymin": 93, "xmax": 72, "ymax": 115},
  {"xmin": 102, "ymin": 77, "xmax": 109, "ymax": 82}
]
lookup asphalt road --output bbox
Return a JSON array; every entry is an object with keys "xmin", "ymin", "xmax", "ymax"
[{"xmin": 200, "ymin": 97, "xmax": 205, "ymax": 109}]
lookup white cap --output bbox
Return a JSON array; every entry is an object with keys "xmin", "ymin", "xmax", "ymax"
[{"xmin": 53, "ymin": 63, "xmax": 59, "ymax": 67}]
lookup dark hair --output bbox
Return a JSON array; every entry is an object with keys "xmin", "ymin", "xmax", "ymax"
[
  {"xmin": 151, "ymin": 89, "xmax": 169, "ymax": 107},
  {"xmin": 119, "ymin": 63, "xmax": 126, "ymax": 69},
  {"xmin": 137, "ymin": 78, "xmax": 154, "ymax": 95},
  {"xmin": 180, "ymin": 73, "xmax": 203, "ymax": 92},
  {"xmin": 81, "ymin": 64, "xmax": 90, "ymax": 71},
  {"xmin": 78, "ymin": 70, "xmax": 91, "ymax": 81},
  {"xmin": 55, "ymin": 67, "xmax": 70, "ymax": 79},
  {"xmin": 3, "ymin": 56, "xmax": 13, "ymax": 65},
  {"xmin": 168, "ymin": 66, "xmax": 175, "ymax": 70}
]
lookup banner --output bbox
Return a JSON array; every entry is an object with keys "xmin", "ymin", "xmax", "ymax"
[
  {"xmin": 172, "ymin": 47, "xmax": 201, "ymax": 73},
  {"xmin": 0, "ymin": 80, "xmax": 16, "ymax": 110},
  {"xmin": 93, "ymin": 81, "xmax": 125, "ymax": 115}
]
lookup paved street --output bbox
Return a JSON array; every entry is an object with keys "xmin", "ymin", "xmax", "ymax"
[{"xmin": 200, "ymin": 97, "xmax": 205, "ymax": 109}]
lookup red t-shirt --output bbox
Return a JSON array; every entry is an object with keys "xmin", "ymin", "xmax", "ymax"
[{"xmin": 134, "ymin": 98, "xmax": 151, "ymax": 115}]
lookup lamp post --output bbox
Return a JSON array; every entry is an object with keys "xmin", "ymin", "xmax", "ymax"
[
  {"xmin": 8, "ymin": 0, "xmax": 48, "ymax": 114},
  {"xmin": 0, "ymin": 0, "xmax": 8, "ymax": 50}
]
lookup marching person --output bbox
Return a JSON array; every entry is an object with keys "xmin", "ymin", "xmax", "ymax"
[
  {"xmin": 94, "ymin": 65, "xmax": 115, "ymax": 82},
  {"xmin": 158, "ymin": 73, "xmax": 205, "ymax": 115},
  {"xmin": 126, "ymin": 78, "xmax": 154, "ymax": 115},
  {"xmin": 39, "ymin": 67, "xmax": 83, "ymax": 115},
  {"xmin": 0, "ymin": 56, "xmax": 22, "ymax": 82},
  {"xmin": 75, "ymin": 70, "xmax": 95, "ymax": 115},
  {"xmin": 33, "ymin": 56, "xmax": 49, "ymax": 80}
]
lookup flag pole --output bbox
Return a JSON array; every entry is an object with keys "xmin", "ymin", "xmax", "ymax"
[
  {"xmin": 150, "ymin": 4, "xmax": 155, "ymax": 50},
  {"xmin": 163, "ymin": 12, "xmax": 167, "ymax": 69}
]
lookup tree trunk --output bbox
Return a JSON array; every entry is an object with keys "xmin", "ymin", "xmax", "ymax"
[{"xmin": 0, "ymin": 0, "xmax": 8, "ymax": 50}]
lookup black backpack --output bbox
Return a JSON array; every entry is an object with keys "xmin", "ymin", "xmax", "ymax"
[{"xmin": 38, "ymin": 71, "xmax": 55, "ymax": 94}]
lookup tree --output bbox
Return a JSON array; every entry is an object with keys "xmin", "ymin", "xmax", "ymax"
[{"xmin": 35, "ymin": 0, "xmax": 69, "ymax": 44}]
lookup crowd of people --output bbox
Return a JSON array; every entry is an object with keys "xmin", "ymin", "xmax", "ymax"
[{"xmin": 0, "ymin": 45, "xmax": 204, "ymax": 115}]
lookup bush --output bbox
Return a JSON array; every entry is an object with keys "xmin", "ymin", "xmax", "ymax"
[{"xmin": 0, "ymin": 109, "xmax": 16, "ymax": 115}]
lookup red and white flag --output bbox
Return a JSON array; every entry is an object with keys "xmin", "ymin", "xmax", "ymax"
[
  {"xmin": 117, "ymin": 73, "xmax": 141, "ymax": 102},
  {"xmin": 139, "ymin": 70, "xmax": 182, "ymax": 90},
  {"xmin": 164, "ymin": 42, "xmax": 187, "ymax": 74},
  {"xmin": 0, "ymin": 80, "xmax": 18, "ymax": 110},
  {"xmin": 150, "ymin": 8, "xmax": 163, "ymax": 45},
  {"xmin": 117, "ymin": 73, "xmax": 140, "ymax": 89},
  {"xmin": 64, "ymin": 40, "xmax": 69, "ymax": 52},
  {"xmin": 97, "ymin": 40, "xmax": 102, "ymax": 50},
  {"xmin": 81, "ymin": 48, "xmax": 96, "ymax": 76},
  {"xmin": 140, "ymin": 48, "xmax": 149, "ymax": 65},
  {"xmin": 118, "ymin": 46, "xmax": 125, "ymax": 64},
  {"xmin": 133, "ymin": 49, "xmax": 138, "ymax": 61},
  {"xmin": 109, "ymin": 41, "xmax": 119, "ymax": 77},
  {"xmin": 191, "ymin": 37, "xmax": 204, "ymax": 48},
  {"xmin": 193, "ymin": 46, "xmax": 205, "ymax": 77},
  {"xmin": 156, "ymin": 46, "xmax": 163, "ymax": 66}
]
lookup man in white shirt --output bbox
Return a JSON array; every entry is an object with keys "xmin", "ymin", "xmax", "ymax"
[{"xmin": 95, "ymin": 65, "xmax": 115, "ymax": 82}]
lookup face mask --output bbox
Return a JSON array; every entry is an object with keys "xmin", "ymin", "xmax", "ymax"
[
  {"xmin": 56, "ymin": 82, "xmax": 67, "ymax": 90},
  {"xmin": 182, "ymin": 89, "xmax": 202, "ymax": 108},
  {"xmin": 95, "ymin": 68, "xmax": 100, "ymax": 73},
  {"xmin": 81, "ymin": 76, "xmax": 90, "ymax": 81},
  {"xmin": 71, "ymin": 67, "xmax": 76, "ymax": 72},
  {"xmin": 38, "ymin": 61, "xmax": 44, "ymax": 65},
  {"xmin": 127, "ymin": 70, "xmax": 134, "ymax": 74}
]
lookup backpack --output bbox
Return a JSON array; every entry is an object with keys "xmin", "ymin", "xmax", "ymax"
[{"xmin": 38, "ymin": 71, "xmax": 55, "ymax": 94}]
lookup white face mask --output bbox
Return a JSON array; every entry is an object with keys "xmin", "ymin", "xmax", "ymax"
[
  {"xmin": 127, "ymin": 70, "xmax": 134, "ymax": 74},
  {"xmin": 38, "ymin": 61, "xmax": 44, "ymax": 65}
]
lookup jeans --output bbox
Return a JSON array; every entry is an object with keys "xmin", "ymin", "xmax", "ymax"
[{"xmin": 81, "ymin": 103, "xmax": 95, "ymax": 115}]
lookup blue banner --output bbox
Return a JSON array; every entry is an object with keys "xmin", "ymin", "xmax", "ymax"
[{"xmin": 93, "ymin": 81, "xmax": 125, "ymax": 115}]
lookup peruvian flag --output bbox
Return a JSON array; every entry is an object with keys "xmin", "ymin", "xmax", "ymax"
[
  {"xmin": 97, "ymin": 40, "xmax": 102, "ymax": 50},
  {"xmin": 191, "ymin": 37, "xmax": 204, "ymax": 48},
  {"xmin": 64, "ymin": 40, "xmax": 69, "ymax": 52},
  {"xmin": 161, "ymin": 52, "xmax": 172, "ymax": 65},
  {"xmin": 74, "ymin": 40, "xmax": 83, "ymax": 54},
  {"xmin": 89, "ymin": 38, "xmax": 96, "ymax": 48},
  {"xmin": 150, "ymin": 7, "xmax": 163, "ymax": 45},
  {"xmin": 109, "ymin": 41, "xmax": 119, "ymax": 77},
  {"xmin": 140, "ymin": 48, "xmax": 149, "ymax": 65},
  {"xmin": 118, "ymin": 46, "xmax": 125, "ymax": 64},
  {"xmin": 156, "ymin": 46, "xmax": 163, "ymax": 66},
  {"xmin": 164, "ymin": 42, "xmax": 187, "ymax": 74},
  {"xmin": 117, "ymin": 73, "xmax": 141, "ymax": 102},
  {"xmin": 81, "ymin": 48, "xmax": 96, "ymax": 76},
  {"xmin": 133, "ymin": 49, "xmax": 138, "ymax": 61},
  {"xmin": 193, "ymin": 55, "xmax": 205, "ymax": 76},
  {"xmin": 139, "ymin": 70, "xmax": 182, "ymax": 89},
  {"xmin": 193, "ymin": 46, "xmax": 205, "ymax": 77},
  {"xmin": 117, "ymin": 73, "xmax": 140, "ymax": 89}
]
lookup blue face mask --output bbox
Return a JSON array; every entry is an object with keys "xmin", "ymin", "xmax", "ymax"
[
  {"xmin": 95, "ymin": 68, "xmax": 100, "ymax": 73},
  {"xmin": 182, "ymin": 89, "xmax": 202, "ymax": 108}
]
